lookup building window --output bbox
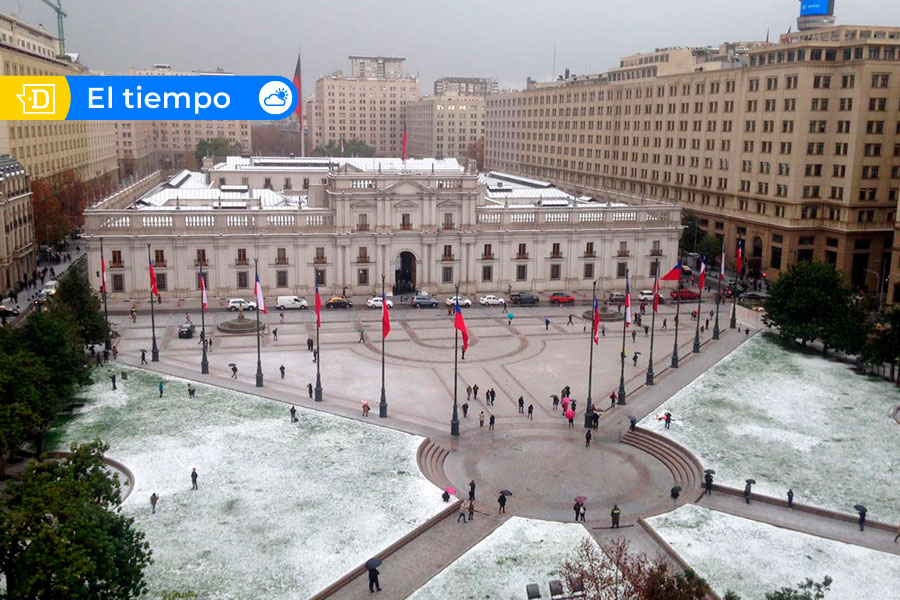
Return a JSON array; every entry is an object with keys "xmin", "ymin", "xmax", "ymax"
[
  {"xmin": 550, "ymin": 264, "xmax": 561, "ymax": 280},
  {"xmin": 276, "ymin": 248, "xmax": 288, "ymax": 265},
  {"xmin": 482, "ymin": 265, "xmax": 493, "ymax": 282},
  {"xmin": 401, "ymin": 213, "xmax": 412, "ymax": 230},
  {"xmin": 585, "ymin": 242, "xmax": 595, "ymax": 258},
  {"xmin": 358, "ymin": 247, "xmax": 369, "ymax": 263},
  {"xmin": 770, "ymin": 246, "xmax": 782, "ymax": 270},
  {"xmin": 195, "ymin": 249, "xmax": 207, "ymax": 266},
  {"xmin": 196, "ymin": 271, "xmax": 208, "ymax": 290},
  {"xmin": 112, "ymin": 274, "xmax": 124, "ymax": 292},
  {"xmin": 618, "ymin": 241, "xmax": 629, "ymax": 257},
  {"xmin": 154, "ymin": 249, "xmax": 165, "ymax": 266},
  {"xmin": 483, "ymin": 243, "xmax": 493, "ymax": 259},
  {"xmin": 443, "ymin": 245, "xmax": 453, "ymax": 260},
  {"xmin": 237, "ymin": 248, "xmax": 248, "ymax": 265},
  {"xmin": 276, "ymin": 270, "xmax": 288, "ymax": 287},
  {"xmin": 264, "ymin": 177, "xmax": 272, "ymax": 189},
  {"xmin": 442, "ymin": 266, "xmax": 453, "ymax": 283},
  {"xmin": 584, "ymin": 263, "xmax": 594, "ymax": 279},
  {"xmin": 617, "ymin": 262, "xmax": 627, "ymax": 278},
  {"xmin": 315, "ymin": 269, "xmax": 326, "ymax": 286},
  {"xmin": 284, "ymin": 178, "xmax": 292, "ymax": 190},
  {"xmin": 358, "ymin": 268, "xmax": 369, "ymax": 286},
  {"xmin": 314, "ymin": 247, "xmax": 326, "ymax": 264},
  {"xmin": 155, "ymin": 272, "xmax": 167, "ymax": 291},
  {"xmin": 442, "ymin": 212, "xmax": 455, "ymax": 230},
  {"xmin": 516, "ymin": 264, "xmax": 527, "ymax": 281},
  {"xmin": 111, "ymin": 250, "xmax": 124, "ymax": 268},
  {"xmin": 237, "ymin": 272, "xmax": 249, "ymax": 288},
  {"xmin": 357, "ymin": 213, "xmax": 369, "ymax": 231}
]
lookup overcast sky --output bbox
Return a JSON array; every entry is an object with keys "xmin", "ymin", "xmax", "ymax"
[{"xmin": 3, "ymin": 0, "xmax": 898, "ymax": 95}]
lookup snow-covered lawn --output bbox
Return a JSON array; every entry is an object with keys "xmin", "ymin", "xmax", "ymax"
[
  {"xmin": 55, "ymin": 367, "xmax": 444, "ymax": 600},
  {"xmin": 408, "ymin": 517, "xmax": 593, "ymax": 600},
  {"xmin": 648, "ymin": 505, "xmax": 900, "ymax": 600},
  {"xmin": 641, "ymin": 333, "xmax": 900, "ymax": 522}
]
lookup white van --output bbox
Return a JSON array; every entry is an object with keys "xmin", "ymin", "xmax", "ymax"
[
  {"xmin": 275, "ymin": 296, "xmax": 308, "ymax": 310},
  {"xmin": 41, "ymin": 280, "xmax": 59, "ymax": 296}
]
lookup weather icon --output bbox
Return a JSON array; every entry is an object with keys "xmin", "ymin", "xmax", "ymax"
[
  {"xmin": 258, "ymin": 81, "xmax": 293, "ymax": 115},
  {"xmin": 263, "ymin": 88, "xmax": 288, "ymax": 106}
]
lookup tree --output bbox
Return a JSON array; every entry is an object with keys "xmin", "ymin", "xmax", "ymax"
[
  {"xmin": 696, "ymin": 234, "xmax": 722, "ymax": 267},
  {"xmin": 31, "ymin": 179, "xmax": 69, "ymax": 246},
  {"xmin": 763, "ymin": 261, "xmax": 866, "ymax": 352},
  {"xmin": 859, "ymin": 305, "xmax": 900, "ymax": 380},
  {"xmin": 765, "ymin": 577, "xmax": 832, "ymax": 600},
  {"xmin": 0, "ymin": 349, "xmax": 53, "ymax": 475},
  {"xmin": 194, "ymin": 137, "xmax": 243, "ymax": 166},
  {"xmin": 312, "ymin": 138, "xmax": 375, "ymax": 157},
  {"xmin": 56, "ymin": 260, "xmax": 109, "ymax": 345},
  {"xmin": 680, "ymin": 212, "xmax": 702, "ymax": 253},
  {"xmin": 251, "ymin": 124, "xmax": 303, "ymax": 156},
  {"xmin": 0, "ymin": 441, "xmax": 152, "ymax": 599},
  {"xmin": 466, "ymin": 137, "xmax": 484, "ymax": 169}
]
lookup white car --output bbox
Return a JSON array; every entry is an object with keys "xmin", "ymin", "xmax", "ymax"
[
  {"xmin": 275, "ymin": 296, "xmax": 308, "ymax": 310},
  {"xmin": 41, "ymin": 280, "xmax": 59, "ymax": 296},
  {"xmin": 445, "ymin": 296, "xmax": 472, "ymax": 307},
  {"xmin": 479, "ymin": 295, "xmax": 506, "ymax": 306},
  {"xmin": 366, "ymin": 296, "xmax": 394, "ymax": 309},
  {"xmin": 227, "ymin": 298, "xmax": 257, "ymax": 311}
]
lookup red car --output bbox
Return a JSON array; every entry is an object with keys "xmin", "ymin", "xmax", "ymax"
[
  {"xmin": 549, "ymin": 292, "xmax": 576, "ymax": 304},
  {"xmin": 670, "ymin": 288, "xmax": 701, "ymax": 301}
]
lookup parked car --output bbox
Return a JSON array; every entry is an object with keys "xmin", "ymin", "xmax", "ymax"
[
  {"xmin": 41, "ymin": 280, "xmax": 59, "ymax": 296},
  {"xmin": 445, "ymin": 296, "xmax": 472, "ymax": 307},
  {"xmin": 739, "ymin": 291, "xmax": 767, "ymax": 302},
  {"xmin": 638, "ymin": 290, "xmax": 665, "ymax": 304},
  {"xmin": 227, "ymin": 298, "xmax": 257, "ymax": 311},
  {"xmin": 275, "ymin": 295, "xmax": 308, "ymax": 310},
  {"xmin": 681, "ymin": 265, "xmax": 694, "ymax": 277},
  {"xmin": 549, "ymin": 292, "xmax": 576, "ymax": 304},
  {"xmin": 510, "ymin": 292, "xmax": 539, "ymax": 305},
  {"xmin": 366, "ymin": 296, "xmax": 394, "ymax": 309},
  {"xmin": 609, "ymin": 291, "xmax": 627, "ymax": 302},
  {"xmin": 325, "ymin": 296, "xmax": 353, "ymax": 309},
  {"xmin": 410, "ymin": 294, "xmax": 439, "ymax": 308},
  {"xmin": 0, "ymin": 304, "xmax": 19, "ymax": 317},
  {"xmin": 670, "ymin": 289, "xmax": 701, "ymax": 301},
  {"xmin": 479, "ymin": 295, "xmax": 506, "ymax": 306},
  {"xmin": 178, "ymin": 323, "xmax": 196, "ymax": 338}
]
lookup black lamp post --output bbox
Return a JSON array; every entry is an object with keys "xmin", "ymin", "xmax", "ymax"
[
  {"xmin": 646, "ymin": 260, "xmax": 659, "ymax": 385},
  {"xmin": 671, "ymin": 268, "xmax": 681, "ymax": 369},
  {"xmin": 617, "ymin": 269, "xmax": 629, "ymax": 405},
  {"xmin": 379, "ymin": 274, "xmax": 388, "ymax": 418},
  {"xmin": 147, "ymin": 244, "xmax": 159, "ymax": 362},
  {"xmin": 730, "ymin": 237, "xmax": 740, "ymax": 329},
  {"xmin": 200, "ymin": 265, "xmax": 209, "ymax": 374},
  {"xmin": 584, "ymin": 280, "xmax": 597, "ymax": 427},
  {"xmin": 314, "ymin": 268, "xmax": 323, "ymax": 401},
  {"xmin": 450, "ymin": 283, "xmax": 461, "ymax": 436},
  {"xmin": 693, "ymin": 260, "xmax": 704, "ymax": 354},
  {"xmin": 713, "ymin": 241, "xmax": 723, "ymax": 340},
  {"xmin": 100, "ymin": 237, "xmax": 111, "ymax": 351},
  {"xmin": 254, "ymin": 258, "xmax": 263, "ymax": 388}
]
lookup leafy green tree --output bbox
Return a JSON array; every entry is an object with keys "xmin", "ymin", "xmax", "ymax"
[
  {"xmin": 766, "ymin": 576, "xmax": 832, "ymax": 600},
  {"xmin": 194, "ymin": 137, "xmax": 242, "ymax": 165},
  {"xmin": 56, "ymin": 260, "xmax": 109, "ymax": 345},
  {"xmin": 697, "ymin": 234, "xmax": 723, "ymax": 267},
  {"xmin": 0, "ymin": 349, "xmax": 54, "ymax": 475},
  {"xmin": 680, "ymin": 211, "xmax": 701, "ymax": 253},
  {"xmin": 859, "ymin": 305, "xmax": 900, "ymax": 378},
  {"xmin": 0, "ymin": 441, "xmax": 152, "ymax": 599},
  {"xmin": 312, "ymin": 138, "xmax": 375, "ymax": 157}
]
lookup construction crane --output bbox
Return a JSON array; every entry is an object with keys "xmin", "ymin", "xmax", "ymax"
[{"xmin": 38, "ymin": 0, "xmax": 67, "ymax": 55}]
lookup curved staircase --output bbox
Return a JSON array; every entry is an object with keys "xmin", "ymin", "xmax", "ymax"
[
  {"xmin": 416, "ymin": 438, "xmax": 454, "ymax": 492},
  {"xmin": 621, "ymin": 427, "xmax": 704, "ymax": 504}
]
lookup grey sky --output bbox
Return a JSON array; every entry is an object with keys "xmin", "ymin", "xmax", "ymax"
[{"xmin": 3, "ymin": 0, "xmax": 898, "ymax": 95}]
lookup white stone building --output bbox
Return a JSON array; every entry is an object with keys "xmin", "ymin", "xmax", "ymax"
[{"xmin": 82, "ymin": 157, "xmax": 681, "ymax": 302}]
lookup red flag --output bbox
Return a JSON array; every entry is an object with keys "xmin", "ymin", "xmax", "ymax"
[
  {"xmin": 382, "ymin": 294, "xmax": 391, "ymax": 339},
  {"xmin": 254, "ymin": 272, "xmax": 267, "ymax": 315},
  {"xmin": 592, "ymin": 298, "xmax": 600, "ymax": 345},
  {"xmin": 149, "ymin": 260, "xmax": 158, "ymax": 296},
  {"xmin": 698, "ymin": 260, "xmax": 707, "ymax": 290},
  {"xmin": 624, "ymin": 279, "xmax": 632, "ymax": 327},
  {"xmin": 314, "ymin": 280, "xmax": 322, "ymax": 327},
  {"xmin": 652, "ymin": 275, "xmax": 660, "ymax": 313},
  {"xmin": 736, "ymin": 239, "xmax": 743, "ymax": 274},
  {"xmin": 660, "ymin": 261, "xmax": 682, "ymax": 281},
  {"xmin": 100, "ymin": 256, "xmax": 107, "ymax": 293},
  {"xmin": 292, "ymin": 49, "xmax": 302, "ymax": 137},
  {"xmin": 200, "ymin": 272, "xmax": 208, "ymax": 311},
  {"xmin": 454, "ymin": 301, "xmax": 469, "ymax": 352},
  {"xmin": 401, "ymin": 121, "xmax": 408, "ymax": 161}
]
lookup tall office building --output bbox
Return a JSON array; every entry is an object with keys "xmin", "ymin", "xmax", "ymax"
[
  {"xmin": 349, "ymin": 56, "xmax": 406, "ymax": 79},
  {"xmin": 0, "ymin": 155, "xmax": 35, "ymax": 294},
  {"xmin": 486, "ymin": 25, "xmax": 900, "ymax": 294},
  {"xmin": 434, "ymin": 77, "xmax": 499, "ymax": 97},
  {"xmin": 405, "ymin": 95, "xmax": 485, "ymax": 159}
]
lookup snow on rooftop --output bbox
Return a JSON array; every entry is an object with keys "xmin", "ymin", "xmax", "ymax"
[
  {"xmin": 165, "ymin": 169, "xmax": 211, "ymax": 189},
  {"xmin": 134, "ymin": 187, "xmax": 299, "ymax": 210},
  {"xmin": 213, "ymin": 156, "xmax": 464, "ymax": 175}
]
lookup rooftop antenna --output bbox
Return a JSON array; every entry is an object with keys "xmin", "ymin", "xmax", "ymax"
[{"xmin": 552, "ymin": 42, "xmax": 557, "ymax": 81}]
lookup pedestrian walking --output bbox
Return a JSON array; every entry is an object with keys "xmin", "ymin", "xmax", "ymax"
[
  {"xmin": 140, "ymin": 349, "xmax": 148, "ymax": 365},
  {"xmin": 567, "ymin": 314, "xmax": 574, "ymax": 325},
  {"xmin": 191, "ymin": 468, "xmax": 198, "ymax": 490},
  {"xmin": 110, "ymin": 373, "xmax": 117, "ymax": 390},
  {"xmin": 704, "ymin": 472, "xmax": 713, "ymax": 495},
  {"xmin": 527, "ymin": 404, "xmax": 533, "ymax": 419},
  {"xmin": 490, "ymin": 389, "xmax": 496, "ymax": 405},
  {"xmin": 571, "ymin": 399, "xmax": 576, "ymax": 412},
  {"xmin": 743, "ymin": 482, "xmax": 752, "ymax": 504},
  {"xmin": 579, "ymin": 504, "xmax": 586, "ymax": 522},
  {"xmin": 662, "ymin": 318, "xmax": 668, "ymax": 330},
  {"xmin": 103, "ymin": 348, "xmax": 110, "ymax": 363},
  {"xmin": 187, "ymin": 384, "xmax": 196, "ymax": 398},
  {"xmin": 466, "ymin": 385, "xmax": 472, "ymax": 401},
  {"xmin": 290, "ymin": 406, "xmax": 297, "ymax": 423},
  {"xmin": 307, "ymin": 338, "xmax": 314, "ymax": 352},
  {"xmin": 112, "ymin": 345, "xmax": 118, "ymax": 360},
  {"xmin": 631, "ymin": 330, "xmax": 636, "ymax": 343},
  {"xmin": 858, "ymin": 507, "xmax": 867, "ymax": 531},
  {"xmin": 671, "ymin": 487, "xmax": 680, "ymax": 507},
  {"xmin": 207, "ymin": 337, "xmax": 212, "ymax": 353},
  {"xmin": 467, "ymin": 500, "xmax": 475, "ymax": 522},
  {"xmin": 545, "ymin": 317, "xmax": 550, "ymax": 331},
  {"xmin": 489, "ymin": 414, "xmax": 495, "ymax": 430},
  {"xmin": 231, "ymin": 365, "xmax": 238, "ymax": 379},
  {"xmin": 573, "ymin": 502, "xmax": 581, "ymax": 521},
  {"xmin": 644, "ymin": 325, "xmax": 649, "ymax": 336},
  {"xmin": 150, "ymin": 493, "xmax": 158, "ymax": 514},
  {"xmin": 479, "ymin": 411, "xmax": 485, "ymax": 427},
  {"xmin": 307, "ymin": 382, "xmax": 313, "ymax": 399},
  {"xmin": 611, "ymin": 504, "xmax": 621, "ymax": 528},
  {"xmin": 473, "ymin": 384, "xmax": 479, "ymax": 400},
  {"xmin": 469, "ymin": 480, "xmax": 476, "ymax": 501},
  {"xmin": 552, "ymin": 396, "xmax": 559, "ymax": 410},
  {"xmin": 279, "ymin": 312, "xmax": 285, "ymax": 323},
  {"xmin": 367, "ymin": 567, "xmax": 381, "ymax": 593},
  {"xmin": 280, "ymin": 364, "xmax": 286, "ymax": 379},
  {"xmin": 705, "ymin": 318, "xmax": 710, "ymax": 330},
  {"xmin": 158, "ymin": 380, "xmax": 164, "ymax": 397},
  {"xmin": 609, "ymin": 391, "xmax": 617, "ymax": 408},
  {"xmin": 507, "ymin": 312, "xmax": 513, "ymax": 325},
  {"xmin": 462, "ymin": 402, "xmax": 469, "ymax": 418},
  {"xmin": 663, "ymin": 412, "xmax": 672, "ymax": 429},
  {"xmin": 498, "ymin": 493, "xmax": 507, "ymax": 513},
  {"xmin": 585, "ymin": 430, "xmax": 592, "ymax": 447},
  {"xmin": 362, "ymin": 402, "xmax": 370, "ymax": 417},
  {"xmin": 272, "ymin": 328, "xmax": 278, "ymax": 341},
  {"xmin": 442, "ymin": 490, "xmax": 450, "ymax": 502},
  {"xmin": 96, "ymin": 354, "xmax": 102, "ymax": 368},
  {"xmin": 358, "ymin": 330, "xmax": 365, "ymax": 343},
  {"xmin": 601, "ymin": 325, "xmax": 606, "ymax": 337},
  {"xmin": 787, "ymin": 489, "xmax": 794, "ymax": 508},
  {"xmin": 567, "ymin": 414, "xmax": 574, "ymax": 428},
  {"xmin": 313, "ymin": 349, "xmax": 318, "ymax": 363},
  {"xmin": 518, "ymin": 397, "xmax": 525, "ymax": 413},
  {"xmin": 632, "ymin": 352, "xmax": 639, "ymax": 367}
]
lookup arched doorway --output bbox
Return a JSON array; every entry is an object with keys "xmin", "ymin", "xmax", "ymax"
[
  {"xmin": 394, "ymin": 251, "xmax": 417, "ymax": 295},
  {"xmin": 749, "ymin": 236, "xmax": 764, "ymax": 277}
]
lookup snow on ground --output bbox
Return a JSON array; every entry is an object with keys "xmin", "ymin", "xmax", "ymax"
[
  {"xmin": 56, "ymin": 367, "xmax": 444, "ymax": 600},
  {"xmin": 641, "ymin": 333, "xmax": 900, "ymax": 522},
  {"xmin": 648, "ymin": 505, "xmax": 900, "ymax": 600},
  {"xmin": 408, "ymin": 517, "xmax": 593, "ymax": 600}
]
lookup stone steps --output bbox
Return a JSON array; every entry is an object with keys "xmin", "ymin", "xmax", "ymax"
[
  {"xmin": 416, "ymin": 437, "xmax": 453, "ymax": 493},
  {"xmin": 621, "ymin": 428, "xmax": 703, "ymax": 504}
]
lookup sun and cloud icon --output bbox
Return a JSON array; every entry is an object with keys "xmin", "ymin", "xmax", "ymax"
[{"xmin": 258, "ymin": 81, "xmax": 293, "ymax": 115}]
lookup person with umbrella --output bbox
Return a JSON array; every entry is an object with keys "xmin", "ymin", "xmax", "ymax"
[
  {"xmin": 141, "ymin": 349, "xmax": 147, "ymax": 365},
  {"xmin": 469, "ymin": 480, "xmax": 476, "ymax": 501},
  {"xmin": 230, "ymin": 363, "xmax": 238, "ymax": 379},
  {"xmin": 498, "ymin": 490, "xmax": 510, "ymax": 513},
  {"xmin": 671, "ymin": 486, "xmax": 681, "ymax": 507},
  {"xmin": 365, "ymin": 558, "xmax": 381, "ymax": 593},
  {"xmin": 628, "ymin": 415, "xmax": 638, "ymax": 432},
  {"xmin": 704, "ymin": 470, "xmax": 715, "ymax": 495},
  {"xmin": 573, "ymin": 500, "xmax": 582, "ymax": 521},
  {"xmin": 551, "ymin": 394, "xmax": 559, "ymax": 410},
  {"xmin": 279, "ymin": 364, "xmax": 286, "ymax": 379},
  {"xmin": 663, "ymin": 412, "xmax": 672, "ymax": 429},
  {"xmin": 744, "ymin": 479, "xmax": 755, "ymax": 504},
  {"xmin": 855, "ymin": 505, "xmax": 867, "ymax": 531},
  {"xmin": 565, "ymin": 407, "xmax": 575, "ymax": 428},
  {"xmin": 632, "ymin": 351, "xmax": 640, "ymax": 367},
  {"xmin": 787, "ymin": 488, "xmax": 794, "ymax": 508}
]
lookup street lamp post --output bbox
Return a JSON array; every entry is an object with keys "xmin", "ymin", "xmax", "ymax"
[
  {"xmin": 693, "ymin": 261, "xmax": 703, "ymax": 354},
  {"xmin": 671, "ymin": 268, "xmax": 682, "ymax": 368},
  {"xmin": 254, "ymin": 259, "xmax": 263, "ymax": 388},
  {"xmin": 617, "ymin": 269, "xmax": 629, "ymax": 405},
  {"xmin": 147, "ymin": 244, "xmax": 159, "ymax": 362},
  {"xmin": 100, "ymin": 237, "xmax": 111, "ymax": 351},
  {"xmin": 714, "ymin": 242, "xmax": 723, "ymax": 340},
  {"xmin": 379, "ymin": 273, "xmax": 388, "ymax": 418},
  {"xmin": 200, "ymin": 265, "xmax": 209, "ymax": 374},
  {"xmin": 314, "ymin": 268, "xmax": 323, "ymax": 401},
  {"xmin": 450, "ymin": 283, "xmax": 461, "ymax": 436},
  {"xmin": 584, "ymin": 280, "xmax": 597, "ymax": 427},
  {"xmin": 646, "ymin": 260, "xmax": 659, "ymax": 385}
]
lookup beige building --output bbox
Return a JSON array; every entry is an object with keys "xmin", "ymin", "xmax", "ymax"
[
  {"xmin": 405, "ymin": 95, "xmax": 484, "ymax": 159},
  {"xmin": 82, "ymin": 156, "xmax": 681, "ymax": 301},
  {"xmin": 350, "ymin": 56, "xmax": 405, "ymax": 80},
  {"xmin": 486, "ymin": 24, "xmax": 900, "ymax": 294},
  {"xmin": 0, "ymin": 155, "xmax": 35, "ymax": 294},
  {"xmin": 308, "ymin": 71, "xmax": 419, "ymax": 156},
  {"xmin": 0, "ymin": 13, "xmax": 119, "ymax": 190},
  {"xmin": 434, "ymin": 77, "xmax": 498, "ymax": 97},
  {"xmin": 891, "ymin": 184, "xmax": 900, "ymax": 305}
]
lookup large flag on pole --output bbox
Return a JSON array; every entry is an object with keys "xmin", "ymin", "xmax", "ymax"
[
  {"xmin": 382, "ymin": 293, "xmax": 391, "ymax": 339},
  {"xmin": 200, "ymin": 272, "xmax": 208, "ymax": 311},
  {"xmin": 149, "ymin": 259, "xmax": 158, "ymax": 296},
  {"xmin": 293, "ymin": 48, "xmax": 303, "ymax": 153},
  {"xmin": 100, "ymin": 255, "xmax": 107, "ymax": 293},
  {"xmin": 660, "ymin": 261, "xmax": 682, "ymax": 281},
  {"xmin": 254, "ymin": 272, "xmax": 267, "ymax": 314},
  {"xmin": 401, "ymin": 122, "xmax": 408, "ymax": 161},
  {"xmin": 314, "ymin": 279, "xmax": 322, "ymax": 327},
  {"xmin": 736, "ymin": 239, "xmax": 743, "ymax": 274},
  {"xmin": 454, "ymin": 299, "xmax": 469, "ymax": 352},
  {"xmin": 698, "ymin": 257, "xmax": 707, "ymax": 289},
  {"xmin": 652, "ymin": 273, "xmax": 660, "ymax": 313},
  {"xmin": 720, "ymin": 241, "xmax": 726, "ymax": 280},
  {"xmin": 624, "ymin": 278, "xmax": 633, "ymax": 327},
  {"xmin": 592, "ymin": 298, "xmax": 600, "ymax": 345}
]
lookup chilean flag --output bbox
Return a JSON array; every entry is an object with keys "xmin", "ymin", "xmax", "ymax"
[
  {"xmin": 149, "ymin": 260, "xmax": 158, "ymax": 296},
  {"xmin": 401, "ymin": 121, "xmax": 408, "ymax": 161},
  {"xmin": 382, "ymin": 293, "xmax": 391, "ymax": 339},
  {"xmin": 736, "ymin": 239, "xmax": 743, "ymax": 274},
  {"xmin": 624, "ymin": 279, "xmax": 633, "ymax": 327},
  {"xmin": 200, "ymin": 272, "xmax": 208, "ymax": 311},
  {"xmin": 660, "ymin": 261, "xmax": 682, "ymax": 281},
  {"xmin": 454, "ymin": 299, "xmax": 469, "ymax": 352},
  {"xmin": 698, "ymin": 258, "xmax": 707, "ymax": 289},
  {"xmin": 314, "ymin": 279, "xmax": 322, "ymax": 327},
  {"xmin": 254, "ymin": 272, "xmax": 267, "ymax": 314},
  {"xmin": 720, "ymin": 241, "xmax": 726, "ymax": 280},
  {"xmin": 292, "ymin": 49, "xmax": 302, "ymax": 137},
  {"xmin": 592, "ymin": 298, "xmax": 600, "ymax": 345},
  {"xmin": 652, "ymin": 274, "xmax": 660, "ymax": 313},
  {"xmin": 100, "ymin": 255, "xmax": 107, "ymax": 293}
]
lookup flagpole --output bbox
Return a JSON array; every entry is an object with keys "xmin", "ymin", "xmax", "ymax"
[
  {"xmin": 730, "ymin": 237, "xmax": 740, "ymax": 329},
  {"xmin": 713, "ymin": 242, "xmax": 723, "ymax": 340},
  {"xmin": 148, "ymin": 244, "xmax": 159, "ymax": 362},
  {"xmin": 693, "ymin": 261, "xmax": 703, "ymax": 354},
  {"xmin": 584, "ymin": 280, "xmax": 596, "ymax": 428},
  {"xmin": 200, "ymin": 264, "xmax": 209, "ymax": 374},
  {"xmin": 100, "ymin": 236, "xmax": 110, "ymax": 351},
  {"xmin": 671, "ymin": 269, "xmax": 681, "ymax": 368},
  {"xmin": 379, "ymin": 273, "xmax": 388, "ymax": 418},
  {"xmin": 255, "ymin": 258, "xmax": 263, "ymax": 388},
  {"xmin": 617, "ymin": 269, "xmax": 628, "ymax": 405},
  {"xmin": 314, "ymin": 268, "xmax": 323, "ymax": 402},
  {"xmin": 450, "ymin": 283, "xmax": 460, "ymax": 436},
  {"xmin": 646, "ymin": 260, "xmax": 659, "ymax": 385}
]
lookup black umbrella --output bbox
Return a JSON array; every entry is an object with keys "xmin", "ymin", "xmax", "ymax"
[
  {"xmin": 745, "ymin": 479, "xmax": 756, "ymax": 485},
  {"xmin": 671, "ymin": 486, "xmax": 682, "ymax": 494},
  {"xmin": 627, "ymin": 415, "xmax": 637, "ymax": 422},
  {"xmin": 365, "ymin": 557, "xmax": 382, "ymax": 570},
  {"xmin": 550, "ymin": 394, "xmax": 559, "ymax": 401},
  {"xmin": 704, "ymin": 469, "xmax": 716, "ymax": 475},
  {"xmin": 500, "ymin": 490, "xmax": 513, "ymax": 496},
  {"xmin": 854, "ymin": 504, "xmax": 867, "ymax": 513},
  {"xmin": 228, "ymin": 363, "xmax": 237, "ymax": 367}
]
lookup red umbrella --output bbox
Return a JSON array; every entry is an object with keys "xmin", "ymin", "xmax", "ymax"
[
  {"xmin": 561, "ymin": 397, "xmax": 570, "ymax": 407},
  {"xmin": 445, "ymin": 486, "xmax": 457, "ymax": 495},
  {"xmin": 564, "ymin": 408, "xmax": 575, "ymax": 419},
  {"xmin": 575, "ymin": 496, "xmax": 587, "ymax": 504}
]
